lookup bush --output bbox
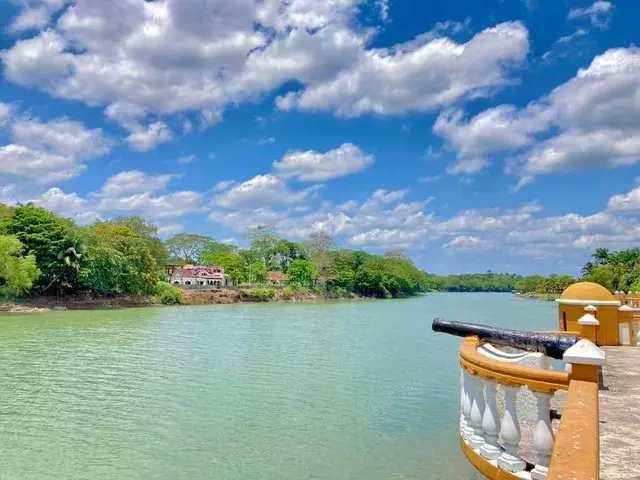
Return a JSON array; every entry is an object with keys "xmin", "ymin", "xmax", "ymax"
[
  {"xmin": 243, "ymin": 288, "xmax": 276, "ymax": 302},
  {"xmin": 155, "ymin": 282, "xmax": 183, "ymax": 305},
  {"xmin": 281, "ymin": 285, "xmax": 294, "ymax": 300}
]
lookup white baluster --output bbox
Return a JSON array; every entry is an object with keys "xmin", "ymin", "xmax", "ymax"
[
  {"xmin": 497, "ymin": 385, "xmax": 526, "ymax": 472},
  {"xmin": 531, "ymin": 391, "xmax": 555, "ymax": 479},
  {"xmin": 461, "ymin": 370, "xmax": 475, "ymax": 440},
  {"xmin": 480, "ymin": 379, "xmax": 501, "ymax": 460},
  {"xmin": 460, "ymin": 370, "xmax": 466, "ymax": 435},
  {"xmin": 468, "ymin": 375, "xmax": 486, "ymax": 450}
]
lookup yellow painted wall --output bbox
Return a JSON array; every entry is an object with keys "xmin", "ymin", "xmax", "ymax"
[{"xmin": 558, "ymin": 304, "xmax": 620, "ymax": 346}]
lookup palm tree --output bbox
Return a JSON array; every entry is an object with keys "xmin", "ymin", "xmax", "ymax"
[
  {"xmin": 592, "ymin": 248, "xmax": 611, "ymax": 266},
  {"xmin": 581, "ymin": 261, "xmax": 595, "ymax": 277},
  {"xmin": 57, "ymin": 238, "xmax": 86, "ymax": 272}
]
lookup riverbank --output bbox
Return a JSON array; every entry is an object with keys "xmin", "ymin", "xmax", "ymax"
[
  {"xmin": 515, "ymin": 292, "xmax": 560, "ymax": 301},
  {"xmin": 0, "ymin": 288, "xmax": 364, "ymax": 313}
]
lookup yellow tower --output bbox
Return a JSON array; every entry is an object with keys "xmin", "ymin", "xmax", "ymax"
[{"xmin": 556, "ymin": 282, "xmax": 622, "ymax": 346}]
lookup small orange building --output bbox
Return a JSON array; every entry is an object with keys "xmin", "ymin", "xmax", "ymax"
[{"xmin": 556, "ymin": 281, "xmax": 639, "ymax": 346}]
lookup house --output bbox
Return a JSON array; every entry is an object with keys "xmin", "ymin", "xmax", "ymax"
[
  {"xmin": 166, "ymin": 265, "xmax": 227, "ymax": 287},
  {"xmin": 265, "ymin": 271, "xmax": 288, "ymax": 284}
]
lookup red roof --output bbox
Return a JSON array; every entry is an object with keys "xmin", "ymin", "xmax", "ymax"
[{"xmin": 266, "ymin": 271, "xmax": 287, "ymax": 282}]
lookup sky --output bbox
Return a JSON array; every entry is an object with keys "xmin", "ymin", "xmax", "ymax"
[{"xmin": 0, "ymin": 0, "xmax": 639, "ymax": 275}]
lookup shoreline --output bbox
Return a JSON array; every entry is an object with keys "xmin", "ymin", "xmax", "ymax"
[{"xmin": 0, "ymin": 289, "xmax": 371, "ymax": 314}]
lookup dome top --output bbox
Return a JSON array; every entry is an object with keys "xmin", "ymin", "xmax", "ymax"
[{"xmin": 560, "ymin": 282, "xmax": 615, "ymax": 301}]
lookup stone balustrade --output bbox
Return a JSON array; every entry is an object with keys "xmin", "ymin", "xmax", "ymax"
[{"xmin": 457, "ymin": 336, "xmax": 603, "ymax": 480}]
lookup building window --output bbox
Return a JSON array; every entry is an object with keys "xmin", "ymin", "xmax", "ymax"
[
  {"xmin": 562, "ymin": 312, "xmax": 567, "ymax": 331},
  {"xmin": 185, "ymin": 281, "xmax": 191, "ymax": 285}
]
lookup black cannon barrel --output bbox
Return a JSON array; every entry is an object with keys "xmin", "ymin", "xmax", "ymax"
[{"xmin": 432, "ymin": 318, "xmax": 578, "ymax": 360}]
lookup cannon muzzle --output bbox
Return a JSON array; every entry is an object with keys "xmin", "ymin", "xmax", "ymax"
[{"xmin": 432, "ymin": 318, "xmax": 578, "ymax": 360}]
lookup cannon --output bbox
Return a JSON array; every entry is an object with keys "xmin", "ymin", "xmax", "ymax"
[{"xmin": 432, "ymin": 318, "xmax": 579, "ymax": 360}]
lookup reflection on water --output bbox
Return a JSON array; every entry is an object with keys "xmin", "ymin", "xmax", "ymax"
[{"xmin": 0, "ymin": 294, "xmax": 555, "ymax": 479}]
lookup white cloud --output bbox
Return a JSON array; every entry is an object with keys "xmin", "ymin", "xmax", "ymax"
[
  {"xmin": 11, "ymin": 117, "xmax": 112, "ymax": 159},
  {"xmin": 99, "ymin": 170, "xmax": 174, "ymax": 198},
  {"xmin": 157, "ymin": 223, "xmax": 185, "ymax": 236},
  {"xmin": 376, "ymin": 0, "xmax": 390, "ymax": 21},
  {"xmin": 212, "ymin": 180, "xmax": 236, "ymax": 192},
  {"xmin": 445, "ymin": 235, "xmax": 490, "ymax": 250},
  {"xmin": 276, "ymin": 22, "xmax": 529, "ymax": 117},
  {"xmin": 436, "ymin": 47, "xmax": 640, "ymax": 181},
  {"xmin": 0, "ymin": 110, "xmax": 112, "ymax": 185},
  {"xmin": 607, "ymin": 186, "xmax": 640, "ymax": 212},
  {"xmin": 92, "ymin": 170, "xmax": 202, "ymax": 218},
  {"xmin": 33, "ymin": 187, "xmax": 101, "ymax": 224},
  {"xmin": 0, "ymin": 144, "xmax": 84, "ymax": 184},
  {"xmin": 98, "ymin": 190, "xmax": 203, "ymax": 218},
  {"xmin": 7, "ymin": 7, "xmax": 50, "ymax": 33},
  {"xmin": 213, "ymin": 174, "xmax": 318, "ymax": 208},
  {"xmin": 1, "ymin": 2, "xmax": 529, "ymax": 142},
  {"xmin": 127, "ymin": 122, "xmax": 172, "ymax": 152},
  {"xmin": 419, "ymin": 175, "xmax": 442, "ymax": 183},
  {"xmin": 220, "ymin": 237, "xmax": 238, "ymax": 245},
  {"xmin": 178, "ymin": 155, "xmax": 197, "ymax": 164},
  {"xmin": 273, "ymin": 143, "xmax": 374, "ymax": 181},
  {"xmin": 568, "ymin": 1, "xmax": 614, "ymax": 29},
  {"xmin": 256, "ymin": 137, "xmax": 276, "ymax": 146}
]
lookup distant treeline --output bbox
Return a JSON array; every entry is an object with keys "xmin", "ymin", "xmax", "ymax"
[
  {"xmin": 428, "ymin": 247, "xmax": 640, "ymax": 294},
  {"xmin": 424, "ymin": 273, "xmax": 573, "ymax": 293}
]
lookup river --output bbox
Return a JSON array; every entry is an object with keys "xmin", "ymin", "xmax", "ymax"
[{"xmin": 0, "ymin": 293, "xmax": 557, "ymax": 480}]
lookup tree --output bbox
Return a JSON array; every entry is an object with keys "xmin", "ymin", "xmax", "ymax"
[
  {"xmin": 384, "ymin": 248, "xmax": 411, "ymax": 262},
  {"xmin": 0, "ymin": 204, "xmax": 13, "ymax": 234},
  {"xmin": 82, "ymin": 223, "xmax": 157, "ymax": 294},
  {"xmin": 6, "ymin": 204, "xmax": 79, "ymax": 294},
  {"xmin": 0, "ymin": 235, "xmax": 40, "ymax": 297},
  {"xmin": 165, "ymin": 233, "xmax": 215, "ymax": 263},
  {"xmin": 592, "ymin": 248, "xmax": 611, "ymax": 266},
  {"xmin": 200, "ymin": 251, "xmax": 245, "ymax": 284},
  {"xmin": 198, "ymin": 240, "xmax": 237, "ymax": 263},
  {"xmin": 111, "ymin": 216, "xmax": 168, "ymax": 265},
  {"xmin": 245, "ymin": 225, "xmax": 279, "ymax": 267},
  {"xmin": 583, "ymin": 266, "xmax": 614, "ymax": 291},
  {"xmin": 287, "ymin": 259, "xmax": 317, "ymax": 286},
  {"xmin": 304, "ymin": 230, "xmax": 335, "ymax": 257},
  {"xmin": 273, "ymin": 239, "xmax": 306, "ymax": 272}
]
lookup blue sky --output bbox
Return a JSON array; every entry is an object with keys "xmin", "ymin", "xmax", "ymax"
[{"xmin": 0, "ymin": 0, "xmax": 639, "ymax": 275}]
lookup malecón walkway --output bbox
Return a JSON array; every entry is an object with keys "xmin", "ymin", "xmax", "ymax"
[{"xmin": 600, "ymin": 346, "xmax": 640, "ymax": 480}]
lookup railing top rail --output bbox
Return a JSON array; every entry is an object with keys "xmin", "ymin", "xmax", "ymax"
[
  {"xmin": 460, "ymin": 338, "xmax": 570, "ymax": 393},
  {"xmin": 548, "ymin": 380, "xmax": 599, "ymax": 480}
]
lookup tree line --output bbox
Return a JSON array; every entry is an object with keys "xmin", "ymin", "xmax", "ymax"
[{"xmin": 0, "ymin": 204, "xmax": 431, "ymax": 301}]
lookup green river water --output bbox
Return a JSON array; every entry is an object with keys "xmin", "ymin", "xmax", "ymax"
[{"xmin": 0, "ymin": 293, "xmax": 557, "ymax": 480}]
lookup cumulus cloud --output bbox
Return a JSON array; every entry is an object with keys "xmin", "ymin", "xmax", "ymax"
[
  {"xmin": 1, "ymin": 0, "xmax": 530, "ymax": 144},
  {"xmin": 446, "ymin": 235, "xmax": 490, "ymax": 250},
  {"xmin": 435, "ymin": 47, "xmax": 640, "ymax": 180},
  {"xmin": 568, "ymin": 1, "xmax": 614, "ymax": 29},
  {"xmin": 273, "ymin": 143, "xmax": 374, "ymax": 181},
  {"xmin": 276, "ymin": 22, "xmax": 529, "ymax": 117},
  {"xmin": 127, "ymin": 122, "xmax": 172, "ymax": 152},
  {"xmin": 607, "ymin": 186, "xmax": 640, "ymax": 213},
  {"xmin": 213, "ymin": 174, "xmax": 319, "ymax": 209},
  {"xmin": 0, "ymin": 110, "xmax": 111, "ymax": 184},
  {"xmin": 93, "ymin": 170, "xmax": 203, "ymax": 218}
]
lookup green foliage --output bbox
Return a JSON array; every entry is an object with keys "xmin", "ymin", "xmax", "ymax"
[
  {"xmin": 164, "ymin": 233, "xmax": 216, "ymax": 263},
  {"xmin": 6, "ymin": 204, "xmax": 78, "ymax": 294},
  {"xmin": 111, "ymin": 216, "xmax": 168, "ymax": 265},
  {"xmin": 242, "ymin": 288, "xmax": 276, "ymax": 301},
  {"xmin": 583, "ymin": 266, "xmax": 614, "ymax": 291},
  {"xmin": 155, "ymin": 282, "xmax": 183, "ymax": 305},
  {"xmin": 579, "ymin": 248, "xmax": 640, "ymax": 291},
  {"xmin": 286, "ymin": 259, "xmax": 317, "ymax": 286},
  {"xmin": 82, "ymin": 222, "xmax": 157, "ymax": 294},
  {"xmin": 200, "ymin": 251, "xmax": 245, "ymax": 284},
  {"xmin": 0, "ymin": 235, "xmax": 40, "ymax": 297},
  {"xmin": 0, "ymin": 203, "xmax": 13, "ymax": 234}
]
